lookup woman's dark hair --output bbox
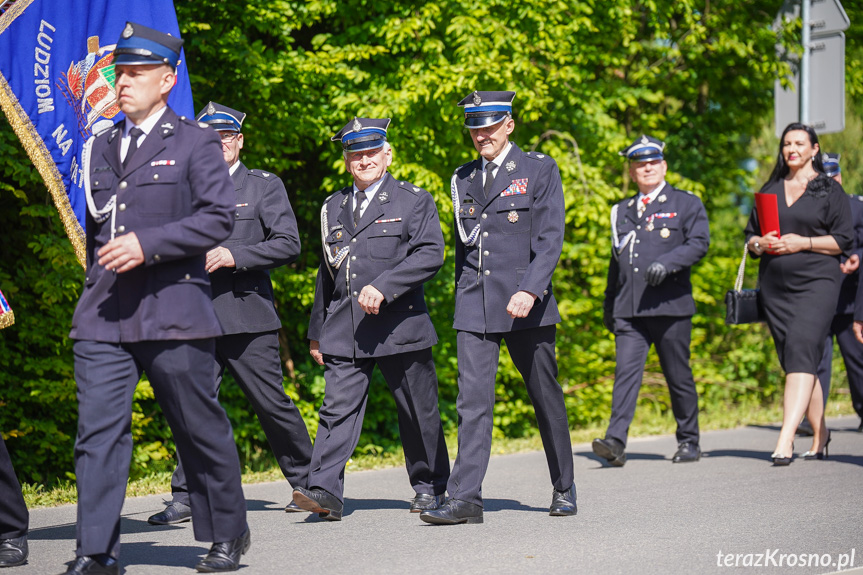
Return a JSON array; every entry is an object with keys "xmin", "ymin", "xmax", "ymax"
[{"xmin": 762, "ymin": 123, "xmax": 826, "ymax": 188}]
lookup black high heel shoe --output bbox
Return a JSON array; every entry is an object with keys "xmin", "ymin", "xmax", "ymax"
[
  {"xmin": 771, "ymin": 442, "xmax": 794, "ymax": 466},
  {"xmin": 802, "ymin": 429, "xmax": 831, "ymax": 460}
]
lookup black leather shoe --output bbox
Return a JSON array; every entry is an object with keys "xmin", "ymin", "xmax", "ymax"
[
  {"xmin": 195, "ymin": 528, "xmax": 250, "ymax": 573},
  {"xmin": 592, "ymin": 437, "xmax": 626, "ymax": 467},
  {"xmin": 672, "ymin": 441, "xmax": 701, "ymax": 463},
  {"xmin": 148, "ymin": 501, "xmax": 192, "ymax": 525},
  {"xmin": 549, "ymin": 484, "xmax": 577, "ymax": 516},
  {"xmin": 409, "ymin": 493, "xmax": 445, "ymax": 513},
  {"xmin": 60, "ymin": 555, "xmax": 119, "ymax": 574},
  {"xmin": 419, "ymin": 499, "xmax": 483, "ymax": 525},
  {"xmin": 284, "ymin": 500, "xmax": 305, "ymax": 513},
  {"xmin": 292, "ymin": 487, "xmax": 343, "ymax": 521},
  {"xmin": 0, "ymin": 535, "xmax": 28, "ymax": 567}
]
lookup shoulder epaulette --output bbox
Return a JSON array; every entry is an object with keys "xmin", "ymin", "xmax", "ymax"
[
  {"xmin": 398, "ymin": 180, "xmax": 422, "ymax": 194},
  {"xmin": 525, "ymin": 151, "xmax": 548, "ymax": 161},
  {"xmin": 176, "ymin": 115, "xmax": 206, "ymax": 129},
  {"xmin": 95, "ymin": 123, "xmax": 116, "ymax": 138},
  {"xmin": 249, "ymin": 169, "xmax": 274, "ymax": 179},
  {"xmin": 324, "ymin": 187, "xmax": 351, "ymax": 205}
]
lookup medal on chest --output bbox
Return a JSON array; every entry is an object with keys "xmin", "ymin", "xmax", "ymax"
[{"xmin": 507, "ymin": 210, "xmax": 519, "ymax": 223}]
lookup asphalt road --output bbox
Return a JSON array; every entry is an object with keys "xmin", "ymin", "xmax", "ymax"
[{"xmin": 13, "ymin": 416, "xmax": 863, "ymax": 575}]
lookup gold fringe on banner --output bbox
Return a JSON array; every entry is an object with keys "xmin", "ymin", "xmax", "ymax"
[
  {"xmin": 0, "ymin": 309, "xmax": 13, "ymax": 330},
  {"xmin": 0, "ymin": 71, "xmax": 87, "ymax": 267},
  {"xmin": 0, "ymin": 0, "xmax": 34, "ymax": 30},
  {"xmin": 1, "ymin": 0, "xmax": 86, "ymax": 266}
]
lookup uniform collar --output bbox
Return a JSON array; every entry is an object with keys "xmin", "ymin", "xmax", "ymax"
[
  {"xmin": 482, "ymin": 141, "xmax": 513, "ymax": 172},
  {"xmin": 637, "ymin": 180, "xmax": 667, "ymax": 204},
  {"xmin": 353, "ymin": 174, "xmax": 387, "ymax": 202},
  {"xmin": 124, "ymin": 105, "xmax": 167, "ymax": 138}
]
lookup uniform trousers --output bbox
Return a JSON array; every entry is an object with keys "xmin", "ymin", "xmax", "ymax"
[
  {"xmin": 73, "ymin": 339, "xmax": 246, "ymax": 559},
  {"xmin": 447, "ymin": 326, "xmax": 574, "ymax": 507},
  {"xmin": 0, "ymin": 435, "xmax": 28, "ymax": 539},
  {"xmin": 607, "ymin": 316, "xmax": 699, "ymax": 446},
  {"xmin": 309, "ymin": 348, "xmax": 449, "ymax": 502},
  {"xmin": 170, "ymin": 330, "xmax": 313, "ymax": 506},
  {"xmin": 816, "ymin": 314, "xmax": 863, "ymax": 418}
]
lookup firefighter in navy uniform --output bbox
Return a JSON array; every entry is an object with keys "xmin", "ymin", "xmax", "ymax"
[
  {"xmin": 420, "ymin": 91, "xmax": 576, "ymax": 526},
  {"xmin": 813, "ymin": 154, "xmax": 863, "ymax": 434},
  {"xmin": 66, "ymin": 22, "xmax": 248, "ymax": 574},
  {"xmin": 593, "ymin": 135, "xmax": 709, "ymax": 467},
  {"xmin": 291, "ymin": 117, "xmax": 450, "ymax": 521},
  {"xmin": 146, "ymin": 102, "xmax": 313, "ymax": 526}
]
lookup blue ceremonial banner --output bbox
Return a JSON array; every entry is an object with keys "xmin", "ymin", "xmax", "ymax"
[{"xmin": 0, "ymin": 0, "xmax": 194, "ymax": 265}]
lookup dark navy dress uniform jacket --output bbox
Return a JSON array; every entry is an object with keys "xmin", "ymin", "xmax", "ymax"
[
  {"xmin": 70, "ymin": 107, "xmax": 234, "ymax": 342},
  {"xmin": 605, "ymin": 183, "xmax": 710, "ymax": 319},
  {"xmin": 836, "ymin": 195, "xmax": 863, "ymax": 316},
  {"xmin": 453, "ymin": 143, "xmax": 563, "ymax": 333},
  {"xmin": 210, "ymin": 163, "xmax": 300, "ymax": 333},
  {"xmin": 308, "ymin": 173, "xmax": 444, "ymax": 358}
]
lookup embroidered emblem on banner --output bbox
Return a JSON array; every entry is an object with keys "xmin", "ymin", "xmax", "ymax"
[
  {"xmin": 501, "ymin": 178, "xmax": 528, "ymax": 197},
  {"xmin": 58, "ymin": 35, "xmax": 122, "ymax": 139},
  {"xmin": 507, "ymin": 210, "xmax": 519, "ymax": 223}
]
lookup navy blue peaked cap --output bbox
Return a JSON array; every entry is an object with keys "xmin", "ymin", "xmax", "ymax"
[
  {"xmin": 823, "ymin": 153, "xmax": 841, "ymax": 177},
  {"xmin": 113, "ymin": 22, "xmax": 183, "ymax": 69},
  {"xmin": 620, "ymin": 135, "xmax": 665, "ymax": 162},
  {"xmin": 196, "ymin": 102, "xmax": 246, "ymax": 133},
  {"xmin": 458, "ymin": 91, "xmax": 515, "ymax": 129},
  {"xmin": 332, "ymin": 117, "xmax": 391, "ymax": 152}
]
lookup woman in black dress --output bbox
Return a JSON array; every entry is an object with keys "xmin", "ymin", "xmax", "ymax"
[{"xmin": 745, "ymin": 123, "xmax": 853, "ymax": 465}]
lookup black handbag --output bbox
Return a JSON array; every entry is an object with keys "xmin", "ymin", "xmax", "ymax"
[{"xmin": 725, "ymin": 244, "xmax": 765, "ymax": 325}]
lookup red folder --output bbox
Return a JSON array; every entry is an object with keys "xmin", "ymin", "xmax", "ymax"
[{"xmin": 754, "ymin": 193, "xmax": 780, "ymax": 237}]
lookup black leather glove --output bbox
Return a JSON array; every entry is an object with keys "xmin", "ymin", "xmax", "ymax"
[
  {"xmin": 645, "ymin": 262, "xmax": 668, "ymax": 286},
  {"xmin": 603, "ymin": 309, "xmax": 615, "ymax": 332}
]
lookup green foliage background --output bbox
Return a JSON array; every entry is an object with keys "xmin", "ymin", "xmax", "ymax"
[{"xmin": 2, "ymin": 0, "xmax": 862, "ymax": 484}]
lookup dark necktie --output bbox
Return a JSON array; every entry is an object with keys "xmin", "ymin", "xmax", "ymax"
[
  {"xmin": 123, "ymin": 127, "xmax": 144, "ymax": 169},
  {"xmin": 353, "ymin": 190, "xmax": 366, "ymax": 227},
  {"xmin": 483, "ymin": 162, "xmax": 496, "ymax": 197}
]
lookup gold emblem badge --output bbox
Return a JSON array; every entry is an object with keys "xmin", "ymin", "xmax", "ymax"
[
  {"xmin": 660, "ymin": 228, "xmax": 670, "ymax": 238},
  {"xmin": 122, "ymin": 23, "xmax": 134, "ymax": 39},
  {"xmin": 468, "ymin": 206, "xmax": 475, "ymax": 216},
  {"xmin": 508, "ymin": 210, "xmax": 519, "ymax": 223},
  {"xmin": 646, "ymin": 221, "xmax": 654, "ymax": 232},
  {"xmin": 335, "ymin": 230, "xmax": 343, "ymax": 239}
]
